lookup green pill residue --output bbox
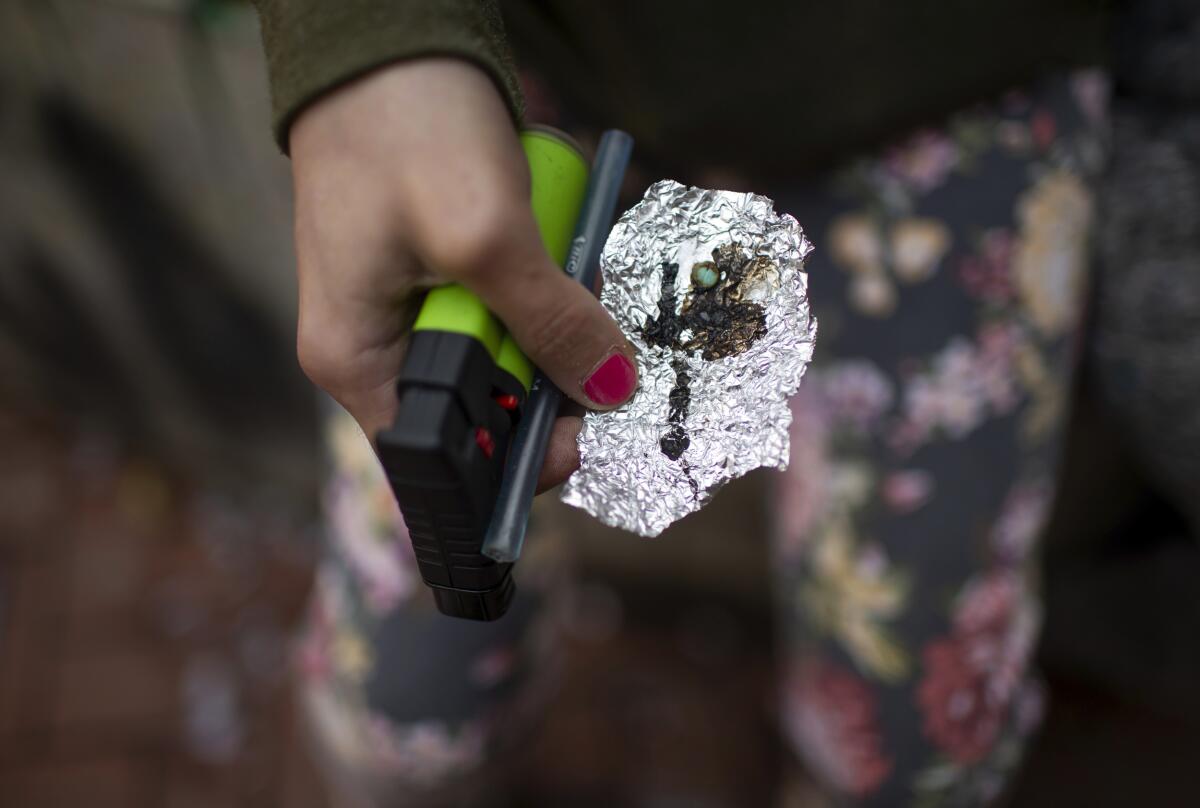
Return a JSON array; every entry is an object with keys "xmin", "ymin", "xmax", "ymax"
[{"xmin": 691, "ymin": 261, "xmax": 719, "ymax": 289}]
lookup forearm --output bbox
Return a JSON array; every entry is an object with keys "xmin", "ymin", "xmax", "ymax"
[{"xmin": 251, "ymin": 0, "xmax": 524, "ymax": 150}]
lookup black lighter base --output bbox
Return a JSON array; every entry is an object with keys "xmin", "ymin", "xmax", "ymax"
[
  {"xmin": 429, "ymin": 572, "xmax": 515, "ymax": 621},
  {"xmin": 378, "ymin": 329, "xmax": 525, "ymax": 623}
]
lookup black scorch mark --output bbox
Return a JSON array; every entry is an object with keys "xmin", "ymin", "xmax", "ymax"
[
  {"xmin": 660, "ymin": 358, "xmax": 691, "ymax": 461},
  {"xmin": 640, "ymin": 243, "xmax": 773, "ymax": 482}
]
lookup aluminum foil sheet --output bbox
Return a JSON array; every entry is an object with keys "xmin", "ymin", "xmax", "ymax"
[{"xmin": 561, "ymin": 180, "xmax": 817, "ymax": 536}]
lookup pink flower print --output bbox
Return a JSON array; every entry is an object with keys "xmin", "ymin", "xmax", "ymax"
[
  {"xmin": 367, "ymin": 718, "xmax": 486, "ymax": 783},
  {"xmin": 324, "ymin": 474, "xmax": 419, "ymax": 616},
  {"xmin": 296, "ymin": 591, "xmax": 335, "ymax": 682},
  {"xmin": 916, "ymin": 572, "xmax": 1040, "ymax": 764},
  {"xmin": 891, "ymin": 325, "xmax": 1022, "ymax": 452},
  {"xmin": 881, "ymin": 469, "xmax": 935, "ymax": 513},
  {"xmin": 974, "ymin": 322, "xmax": 1022, "ymax": 414},
  {"xmin": 1070, "ymin": 69, "xmax": 1110, "ymax": 125},
  {"xmin": 1014, "ymin": 679, "xmax": 1047, "ymax": 736},
  {"xmin": 469, "ymin": 645, "xmax": 518, "ymax": 689},
  {"xmin": 953, "ymin": 573, "xmax": 1019, "ymax": 637},
  {"xmin": 296, "ymin": 620, "xmax": 332, "ymax": 683},
  {"xmin": 778, "ymin": 391, "xmax": 833, "ymax": 557},
  {"xmin": 884, "ymin": 130, "xmax": 960, "ymax": 193},
  {"xmin": 958, "ymin": 229, "xmax": 1016, "ymax": 304},
  {"xmin": 917, "ymin": 636, "xmax": 1004, "ymax": 764},
  {"xmin": 783, "ymin": 661, "xmax": 893, "ymax": 797},
  {"xmin": 1031, "ymin": 109, "xmax": 1057, "ymax": 152},
  {"xmin": 904, "ymin": 340, "xmax": 987, "ymax": 440},
  {"xmin": 815, "ymin": 360, "xmax": 895, "ymax": 434},
  {"xmin": 991, "ymin": 480, "xmax": 1053, "ymax": 563}
]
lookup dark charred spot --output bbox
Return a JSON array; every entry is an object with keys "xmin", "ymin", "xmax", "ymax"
[
  {"xmin": 659, "ymin": 358, "xmax": 691, "ymax": 460},
  {"xmin": 639, "ymin": 243, "xmax": 774, "ymax": 473},
  {"xmin": 641, "ymin": 260, "xmax": 683, "ymax": 350},
  {"xmin": 680, "ymin": 243, "xmax": 769, "ymax": 360}
]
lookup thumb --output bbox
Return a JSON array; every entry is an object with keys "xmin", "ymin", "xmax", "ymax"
[{"xmin": 448, "ymin": 207, "xmax": 639, "ymax": 410}]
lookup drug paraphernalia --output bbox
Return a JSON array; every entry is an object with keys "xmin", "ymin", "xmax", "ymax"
[
  {"xmin": 375, "ymin": 128, "xmax": 586, "ymax": 621},
  {"xmin": 376, "ymin": 128, "xmax": 632, "ymax": 621},
  {"xmin": 561, "ymin": 181, "xmax": 818, "ymax": 536},
  {"xmin": 483, "ymin": 131, "xmax": 634, "ymax": 564}
]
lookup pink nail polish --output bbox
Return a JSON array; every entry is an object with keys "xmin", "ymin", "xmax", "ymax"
[{"xmin": 582, "ymin": 352, "xmax": 637, "ymax": 406}]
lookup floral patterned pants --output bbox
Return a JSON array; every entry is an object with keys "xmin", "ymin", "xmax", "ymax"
[{"xmin": 302, "ymin": 71, "xmax": 1110, "ymax": 807}]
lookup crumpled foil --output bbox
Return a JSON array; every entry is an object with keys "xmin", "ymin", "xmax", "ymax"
[{"xmin": 560, "ymin": 180, "xmax": 817, "ymax": 536}]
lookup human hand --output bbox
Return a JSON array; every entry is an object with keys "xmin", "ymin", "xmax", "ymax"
[{"xmin": 288, "ymin": 59, "xmax": 638, "ymax": 490}]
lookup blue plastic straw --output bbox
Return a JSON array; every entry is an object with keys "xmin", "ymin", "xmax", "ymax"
[{"xmin": 482, "ymin": 130, "xmax": 634, "ymax": 563}]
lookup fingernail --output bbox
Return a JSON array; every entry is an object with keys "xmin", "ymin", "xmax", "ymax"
[{"xmin": 582, "ymin": 351, "xmax": 637, "ymax": 407}]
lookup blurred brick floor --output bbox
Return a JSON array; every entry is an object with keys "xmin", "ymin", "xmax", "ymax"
[
  {"xmin": 0, "ymin": 413, "xmax": 329, "ymax": 808},
  {"xmin": 5, "ymin": 407, "xmax": 1199, "ymax": 808},
  {"xmin": 0, "ymin": 412, "xmax": 802, "ymax": 808}
]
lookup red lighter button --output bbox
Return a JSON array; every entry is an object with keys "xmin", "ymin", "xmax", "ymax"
[
  {"xmin": 474, "ymin": 426, "xmax": 495, "ymax": 458},
  {"xmin": 495, "ymin": 393, "xmax": 520, "ymax": 411}
]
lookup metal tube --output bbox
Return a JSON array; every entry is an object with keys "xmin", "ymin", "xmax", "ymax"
[{"xmin": 482, "ymin": 129, "xmax": 634, "ymax": 563}]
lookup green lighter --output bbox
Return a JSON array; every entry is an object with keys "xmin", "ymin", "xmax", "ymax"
[{"xmin": 375, "ymin": 128, "xmax": 588, "ymax": 621}]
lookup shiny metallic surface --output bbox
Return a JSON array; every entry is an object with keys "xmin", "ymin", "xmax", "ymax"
[{"xmin": 561, "ymin": 180, "xmax": 817, "ymax": 536}]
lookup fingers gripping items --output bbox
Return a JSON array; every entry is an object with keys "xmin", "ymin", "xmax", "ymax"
[{"xmin": 376, "ymin": 129, "xmax": 588, "ymax": 620}]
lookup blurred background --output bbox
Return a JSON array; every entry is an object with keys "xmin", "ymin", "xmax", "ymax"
[{"xmin": 1, "ymin": 1, "xmax": 1199, "ymax": 807}]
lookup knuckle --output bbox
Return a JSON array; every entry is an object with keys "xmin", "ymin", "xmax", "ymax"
[
  {"xmin": 424, "ymin": 203, "xmax": 522, "ymax": 281},
  {"xmin": 295, "ymin": 322, "xmax": 342, "ymax": 391},
  {"xmin": 523, "ymin": 294, "xmax": 595, "ymax": 368}
]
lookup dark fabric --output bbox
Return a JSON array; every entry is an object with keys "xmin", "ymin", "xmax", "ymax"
[
  {"xmin": 251, "ymin": 0, "xmax": 1112, "ymax": 163},
  {"xmin": 767, "ymin": 72, "xmax": 1106, "ymax": 805},
  {"xmin": 502, "ymin": 0, "xmax": 1112, "ymax": 179},
  {"xmin": 1092, "ymin": 0, "xmax": 1200, "ymax": 531},
  {"xmin": 251, "ymin": 0, "xmax": 523, "ymax": 150}
]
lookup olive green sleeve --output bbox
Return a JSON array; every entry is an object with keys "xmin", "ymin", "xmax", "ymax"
[{"xmin": 251, "ymin": 0, "xmax": 524, "ymax": 151}]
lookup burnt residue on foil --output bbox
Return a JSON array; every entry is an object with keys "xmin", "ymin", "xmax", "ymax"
[
  {"xmin": 641, "ymin": 260, "xmax": 692, "ymax": 462},
  {"xmin": 561, "ymin": 180, "xmax": 817, "ymax": 537},
  {"xmin": 643, "ymin": 244, "xmax": 770, "ymax": 359},
  {"xmin": 642, "ymin": 244, "xmax": 772, "ymax": 469}
]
